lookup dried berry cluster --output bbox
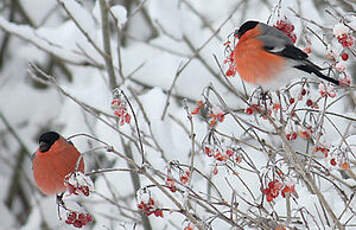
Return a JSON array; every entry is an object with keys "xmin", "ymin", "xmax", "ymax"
[
  {"xmin": 112, "ymin": 98, "xmax": 131, "ymax": 126},
  {"xmin": 137, "ymin": 197, "xmax": 164, "ymax": 217}
]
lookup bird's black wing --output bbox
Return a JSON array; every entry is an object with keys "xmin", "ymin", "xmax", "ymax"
[
  {"xmin": 259, "ymin": 35, "xmax": 339, "ymax": 85},
  {"xmin": 265, "ymin": 44, "xmax": 309, "ymax": 61}
]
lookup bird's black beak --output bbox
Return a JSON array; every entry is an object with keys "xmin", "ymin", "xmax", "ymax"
[{"xmin": 39, "ymin": 141, "xmax": 49, "ymax": 152}]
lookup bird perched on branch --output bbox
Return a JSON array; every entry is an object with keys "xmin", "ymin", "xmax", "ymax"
[
  {"xmin": 231, "ymin": 20, "xmax": 339, "ymax": 89},
  {"xmin": 32, "ymin": 131, "xmax": 84, "ymax": 195}
]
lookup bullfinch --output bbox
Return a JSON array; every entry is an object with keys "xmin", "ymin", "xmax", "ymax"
[
  {"xmin": 233, "ymin": 20, "xmax": 339, "ymax": 89},
  {"xmin": 32, "ymin": 131, "xmax": 84, "ymax": 195}
]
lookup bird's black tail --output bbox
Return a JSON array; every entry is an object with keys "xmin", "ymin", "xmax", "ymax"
[{"xmin": 294, "ymin": 63, "xmax": 339, "ymax": 86}]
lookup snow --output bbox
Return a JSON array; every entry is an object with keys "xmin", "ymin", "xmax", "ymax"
[
  {"xmin": 110, "ymin": 5, "xmax": 127, "ymax": 29},
  {"xmin": 0, "ymin": 17, "xmax": 88, "ymax": 64},
  {"xmin": 333, "ymin": 23, "xmax": 350, "ymax": 37},
  {"xmin": 0, "ymin": 0, "xmax": 355, "ymax": 229}
]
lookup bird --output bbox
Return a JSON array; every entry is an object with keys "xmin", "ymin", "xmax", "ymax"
[
  {"xmin": 32, "ymin": 131, "xmax": 84, "ymax": 195},
  {"xmin": 232, "ymin": 20, "xmax": 339, "ymax": 90}
]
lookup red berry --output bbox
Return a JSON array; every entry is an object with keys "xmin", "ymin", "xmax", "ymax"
[
  {"xmin": 79, "ymin": 186, "xmax": 90, "ymax": 196},
  {"xmin": 86, "ymin": 214, "xmax": 93, "ymax": 223},
  {"xmin": 154, "ymin": 209, "xmax": 163, "ymax": 217},
  {"xmin": 73, "ymin": 219, "xmax": 83, "ymax": 228},
  {"xmin": 180, "ymin": 175, "xmax": 189, "ymax": 184},
  {"xmin": 306, "ymin": 99, "xmax": 313, "ymax": 107},
  {"xmin": 284, "ymin": 24, "xmax": 294, "ymax": 33},
  {"xmin": 78, "ymin": 213, "xmax": 86, "ymax": 223},
  {"xmin": 330, "ymin": 158, "xmax": 337, "ymax": 166},
  {"xmin": 69, "ymin": 212, "xmax": 77, "ymax": 220},
  {"xmin": 226, "ymin": 68, "xmax": 235, "ymax": 77},
  {"xmin": 246, "ymin": 107, "xmax": 253, "ymax": 115},
  {"xmin": 213, "ymin": 167, "xmax": 218, "ymax": 175},
  {"xmin": 286, "ymin": 133, "xmax": 291, "ymax": 140},
  {"xmin": 301, "ymin": 89, "xmax": 307, "ymax": 96},
  {"xmin": 65, "ymin": 219, "xmax": 74, "ymax": 225},
  {"xmin": 170, "ymin": 186, "xmax": 177, "ymax": 192},
  {"xmin": 204, "ymin": 146, "xmax": 212, "ymax": 157},
  {"xmin": 125, "ymin": 113, "xmax": 131, "ymax": 124},
  {"xmin": 289, "ymin": 98, "xmax": 295, "ymax": 104},
  {"xmin": 341, "ymin": 52, "xmax": 349, "ymax": 61},
  {"xmin": 289, "ymin": 33, "xmax": 297, "ymax": 43},
  {"xmin": 291, "ymin": 132, "xmax": 297, "ymax": 140}
]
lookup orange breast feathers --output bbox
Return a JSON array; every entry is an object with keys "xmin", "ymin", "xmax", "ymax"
[
  {"xmin": 32, "ymin": 138, "xmax": 84, "ymax": 195},
  {"xmin": 233, "ymin": 35, "xmax": 286, "ymax": 84}
]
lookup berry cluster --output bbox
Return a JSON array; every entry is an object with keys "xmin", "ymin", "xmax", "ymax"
[
  {"xmin": 166, "ymin": 176, "xmax": 177, "ymax": 192},
  {"xmin": 179, "ymin": 170, "xmax": 191, "ymax": 184},
  {"xmin": 245, "ymin": 104, "xmax": 260, "ymax": 115},
  {"xmin": 298, "ymin": 127, "xmax": 312, "ymax": 139},
  {"xmin": 264, "ymin": 180, "xmax": 283, "ymax": 202},
  {"xmin": 65, "ymin": 211, "xmax": 93, "ymax": 228},
  {"xmin": 191, "ymin": 101, "xmax": 225, "ymax": 127},
  {"xmin": 64, "ymin": 172, "xmax": 93, "ymax": 197},
  {"xmin": 246, "ymin": 103, "xmax": 272, "ymax": 120},
  {"xmin": 204, "ymin": 145, "xmax": 241, "ymax": 163},
  {"xmin": 315, "ymin": 146, "xmax": 329, "ymax": 158},
  {"xmin": 281, "ymin": 185, "xmax": 296, "ymax": 198},
  {"xmin": 66, "ymin": 183, "xmax": 90, "ymax": 196},
  {"xmin": 224, "ymin": 51, "xmax": 237, "ymax": 77},
  {"xmin": 165, "ymin": 169, "xmax": 191, "ymax": 192},
  {"xmin": 329, "ymin": 156, "xmax": 350, "ymax": 170},
  {"xmin": 337, "ymin": 33, "xmax": 354, "ymax": 48},
  {"xmin": 319, "ymin": 84, "xmax": 336, "ymax": 98},
  {"xmin": 208, "ymin": 112, "xmax": 225, "ymax": 127},
  {"xmin": 264, "ymin": 180, "xmax": 296, "ymax": 202},
  {"xmin": 112, "ymin": 98, "xmax": 131, "ymax": 126},
  {"xmin": 274, "ymin": 19, "xmax": 297, "ymax": 43},
  {"xmin": 286, "ymin": 132, "xmax": 297, "ymax": 141},
  {"xmin": 137, "ymin": 197, "xmax": 164, "ymax": 217}
]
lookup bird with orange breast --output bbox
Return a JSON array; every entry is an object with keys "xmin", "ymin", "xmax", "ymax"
[
  {"xmin": 32, "ymin": 131, "xmax": 84, "ymax": 195},
  {"xmin": 232, "ymin": 20, "xmax": 339, "ymax": 90}
]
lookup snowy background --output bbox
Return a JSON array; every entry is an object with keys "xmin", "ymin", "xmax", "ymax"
[{"xmin": 0, "ymin": 0, "xmax": 355, "ymax": 229}]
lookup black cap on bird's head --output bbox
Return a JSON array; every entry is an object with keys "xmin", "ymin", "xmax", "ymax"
[
  {"xmin": 38, "ymin": 131, "xmax": 60, "ymax": 152},
  {"xmin": 235, "ymin": 20, "xmax": 259, "ymax": 38}
]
